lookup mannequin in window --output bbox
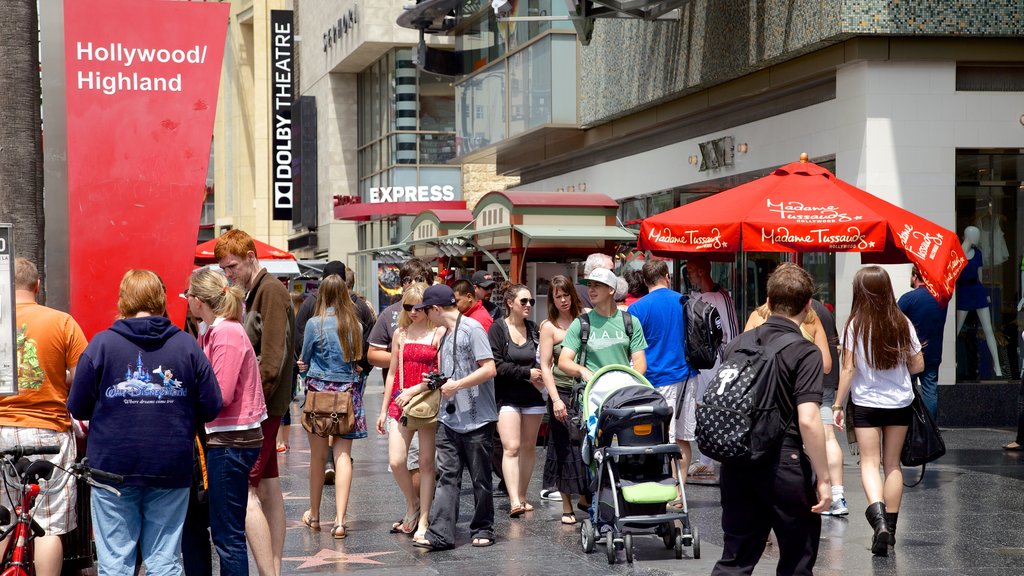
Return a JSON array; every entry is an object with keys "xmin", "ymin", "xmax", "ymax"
[{"xmin": 956, "ymin": 225, "xmax": 1002, "ymax": 377}]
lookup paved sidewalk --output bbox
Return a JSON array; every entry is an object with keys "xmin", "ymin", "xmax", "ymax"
[{"xmin": 264, "ymin": 373, "xmax": 1024, "ymax": 575}]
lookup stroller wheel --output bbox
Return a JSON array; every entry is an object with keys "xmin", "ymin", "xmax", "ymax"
[
  {"xmin": 674, "ymin": 534, "xmax": 684, "ymax": 560},
  {"xmin": 605, "ymin": 532, "xmax": 616, "ymax": 564},
  {"xmin": 692, "ymin": 525, "xmax": 701, "ymax": 560},
  {"xmin": 624, "ymin": 533, "xmax": 634, "ymax": 564},
  {"xmin": 580, "ymin": 519, "xmax": 595, "ymax": 553},
  {"xmin": 661, "ymin": 523, "xmax": 674, "ymax": 549}
]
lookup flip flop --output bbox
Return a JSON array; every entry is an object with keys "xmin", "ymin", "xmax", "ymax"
[
  {"xmin": 509, "ymin": 504, "xmax": 526, "ymax": 518},
  {"xmin": 472, "ymin": 537, "xmax": 495, "ymax": 547},
  {"xmin": 331, "ymin": 525, "xmax": 347, "ymax": 540},
  {"xmin": 1003, "ymin": 442, "xmax": 1024, "ymax": 452},
  {"xmin": 389, "ymin": 507, "xmax": 420, "ymax": 534},
  {"xmin": 523, "ymin": 502, "xmax": 534, "ymax": 512},
  {"xmin": 561, "ymin": 512, "xmax": 578, "ymax": 525},
  {"xmin": 576, "ymin": 500, "xmax": 590, "ymax": 513},
  {"xmin": 413, "ymin": 537, "xmax": 453, "ymax": 551},
  {"xmin": 666, "ymin": 499, "xmax": 684, "ymax": 510}
]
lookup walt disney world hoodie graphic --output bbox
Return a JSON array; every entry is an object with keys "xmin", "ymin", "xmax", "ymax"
[{"xmin": 69, "ymin": 316, "xmax": 222, "ymax": 488}]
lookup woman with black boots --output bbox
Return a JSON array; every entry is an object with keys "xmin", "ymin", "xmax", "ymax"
[{"xmin": 834, "ymin": 266, "xmax": 924, "ymax": 556}]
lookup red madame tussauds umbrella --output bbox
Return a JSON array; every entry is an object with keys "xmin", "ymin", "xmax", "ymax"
[
  {"xmin": 638, "ymin": 155, "xmax": 966, "ymax": 303},
  {"xmin": 194, "ymin": 237, "xmax": 296, "ymax": 264}
]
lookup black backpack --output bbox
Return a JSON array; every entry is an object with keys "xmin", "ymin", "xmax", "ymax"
[
  {"xmin": 695, "ymin": 327, "xmax": 804, "ymax": 465},
  {"xmin": 680, "ymin": 294, "xmax": 724, "ymax": 370}
]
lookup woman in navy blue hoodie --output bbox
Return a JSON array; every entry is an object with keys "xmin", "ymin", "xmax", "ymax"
[{"xmin": 68, "ymin": 269, "xmax": 222, "ymax": 576}]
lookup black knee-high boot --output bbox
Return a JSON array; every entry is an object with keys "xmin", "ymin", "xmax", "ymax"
[
  {"xmin": 865, "ymin": 502, "xmax": 890, "ymax": 556},
  {"xmin": 885, "ymin": 511, "xmax": 898, "ymax": 546}
]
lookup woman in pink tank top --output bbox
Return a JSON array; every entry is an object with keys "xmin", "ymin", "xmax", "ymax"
[{"xmin": 375, "ymin": 283, "xmax": 444, "ymax": 541}]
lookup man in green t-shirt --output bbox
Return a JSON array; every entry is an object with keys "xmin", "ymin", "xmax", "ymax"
[{"xmin": 558, "ymin": 268, "xmax": 647, "ymax": 381}]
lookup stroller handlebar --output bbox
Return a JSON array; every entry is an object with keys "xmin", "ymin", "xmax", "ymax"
[{"xmin": 602, "ymin": 405, "xmax": 672, "ymax": 419}]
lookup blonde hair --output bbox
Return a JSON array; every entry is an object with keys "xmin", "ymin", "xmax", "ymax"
[
  {"xmin": 118, "ymin": 269, "xmax": 166, "ymax": 317},
  {"xmin": 398, "ymin": 283, "xmax": 431, "ymax": 329},
  {"xmin": 313, "ymin": 275, "xmax": 363, "ymax": 362},
  {"xmin": 189, "ymin": 268, "xmax": 245, "ymax": 321},
  {"xmin": 755, "ymin": 301, "xmax": 817, "ymax": 325}
]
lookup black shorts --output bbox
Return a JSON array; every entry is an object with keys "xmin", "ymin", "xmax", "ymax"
[{"xmin": 851, "ymin": 403, "xmax": 912, "ymax": 428}]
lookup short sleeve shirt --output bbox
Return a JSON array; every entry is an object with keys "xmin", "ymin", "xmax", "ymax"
[
  {"xmin": 748, "ymin": 316, "xmax": 824, "ymax": 437},
  {"xmin": 1, "ymin": 303, "xmax": 88, "ymax": 432},
  {"xmin": 438, "ymin": 315, "xmax": 496, "ymax": 433},
  {"xmin": 844, "ymin": 317, "xmax": 921, "ymax": 409},
  {"xmin": 561, "ymin": 309, "xmax": 647, "ymax": 374}
]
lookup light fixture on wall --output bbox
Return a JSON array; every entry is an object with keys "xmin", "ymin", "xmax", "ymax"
[
  {"xmin": 687, "ymin": 155, "xmax": 699, "ymax": 165},
  {"xmin": 737, "ymin": 143, "xmax": 749, "ymax": 154},
  {"xmin": 1019, "ymin": 114, "xmax": 1024, "ymax": 126}
]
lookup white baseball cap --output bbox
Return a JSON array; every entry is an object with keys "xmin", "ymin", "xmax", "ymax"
[{"xmin": 581, "ymin": 267, "xmax": 617, "ymax": 289}]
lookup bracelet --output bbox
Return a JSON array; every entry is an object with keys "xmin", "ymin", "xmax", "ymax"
[{"xmin": 831, "ymin": 405, "xmax": 843, "ymax": 411}]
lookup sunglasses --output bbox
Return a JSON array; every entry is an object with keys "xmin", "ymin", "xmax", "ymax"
[
  {"xmin": 180, "ymin": 289, "xmax": 192, "ymax": 300},
  {"xmin": 401, "ymin": 275, "xmax": 426, "ymax": 286},
  {"xmin": 518, "ymin": 298, "xmax": 536, "ymax": 307},
  {"xmin": 403, "ymin": 303, "xmax": 418, "ymax": 312}
]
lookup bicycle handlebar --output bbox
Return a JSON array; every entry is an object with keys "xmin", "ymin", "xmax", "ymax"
[
  {"xmin": 86, "ymin": 467, "xmax": 124, "ymax": 485},
  {"xmin": 0, "ymin": 445, "xmax": 61, "ymax": 458}
]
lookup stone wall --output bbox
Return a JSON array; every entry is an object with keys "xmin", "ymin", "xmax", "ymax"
[
  {"xmin": 579, "ymin": 0, "xmax": 1023, "ymax": 126},
  {"xmin": 462, "ymin": 163, "xmax": 520, "ymax": 209}
]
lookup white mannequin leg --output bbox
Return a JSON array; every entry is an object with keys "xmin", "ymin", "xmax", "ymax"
[
  {"xmin": 956, "ymin": 310, "xmax": 968, "ymax": 333},
  {"xmin": 976, "ymin": 307, "xmax": 1002, "ymax": 377}
]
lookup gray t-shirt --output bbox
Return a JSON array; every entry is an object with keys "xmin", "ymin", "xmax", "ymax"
[{"xmin": 437, "ymin": 315, "xmax": 496, "ymax": 433}]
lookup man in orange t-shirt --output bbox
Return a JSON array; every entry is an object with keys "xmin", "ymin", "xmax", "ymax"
[{"xmin": 0, "ymin": 258, "xmax": 88, "ymax": 576}]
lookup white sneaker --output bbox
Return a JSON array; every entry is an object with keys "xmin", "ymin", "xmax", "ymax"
[
  {"xmin": 822, "ymin": 497, "xmax": 848, "ymax": 516},
  {"xmin": 539, "ymin": 488, "xmax": 562, "ymax": 501}
]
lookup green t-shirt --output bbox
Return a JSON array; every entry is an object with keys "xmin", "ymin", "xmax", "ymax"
[{"xmin": 561, "ymin": 309, "xmax": 647, "ymax": 373}]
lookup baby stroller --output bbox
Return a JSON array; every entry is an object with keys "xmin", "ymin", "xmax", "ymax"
[{"xmin": 576, "ymin": 364, "xmax": 700, "ymax": 564}]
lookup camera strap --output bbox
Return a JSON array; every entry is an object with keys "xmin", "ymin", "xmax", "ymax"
[{"xmin": 439, "ymin": 313, "xmax": 461, "ymax": 380}]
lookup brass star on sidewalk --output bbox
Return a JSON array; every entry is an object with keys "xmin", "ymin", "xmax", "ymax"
[{"xmin": 283, "ymin": 549, "xmax": 394, "ymax": 569}]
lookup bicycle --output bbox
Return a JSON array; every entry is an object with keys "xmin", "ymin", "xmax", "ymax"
[{"xmin": 0, "ymin": 445, "xmax": 122, "ymax": 576}]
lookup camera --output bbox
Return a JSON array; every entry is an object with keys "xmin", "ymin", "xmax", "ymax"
[{"xmin": 424, "ymin": 370, "xmax": 446, "ymax": 391}]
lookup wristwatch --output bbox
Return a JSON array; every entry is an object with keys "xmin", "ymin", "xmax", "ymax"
[{"xmin": 831, "ymin": 405, "xmax": 843, "ymax": 411}]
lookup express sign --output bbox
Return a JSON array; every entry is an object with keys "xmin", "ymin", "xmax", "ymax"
[{"xmin": 369, "ymin": 185, "xmax": 456, "ymax": 203}]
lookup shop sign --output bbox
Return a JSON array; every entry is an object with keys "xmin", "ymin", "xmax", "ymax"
[
  {"xmin": 323, "ymin": 6, "xmax": 359, "ymax": 52},
  {"xmin": 369, "ymin": 185, "xmax": 457, "ymax": 203},
  {"xmin": 271, "ymin": 10, "xmax": 294, "ymax": 220},
  {"xmin": 697, "ymin": 136, "xmax": 734, "ymax": 172}
]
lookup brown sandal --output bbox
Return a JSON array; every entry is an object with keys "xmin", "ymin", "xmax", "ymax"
[
  {"xmin": 302, "ymin": 510, "xmax": 320, "ymax": 532},
  {"xmin": 332, "ymin": 525, "xmax": 347, "ymax": 539}
]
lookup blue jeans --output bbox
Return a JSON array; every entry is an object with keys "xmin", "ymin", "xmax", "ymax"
[
  {"xmin": 207, "ymin": 447, "xmax": 260, "ymax": 576},
  {"xmin": 92, "ymin": 485, "xmax": 190, "ymax": 576},
  {"xmin": 425, "ymin": 422, "xmax": 495, "ymax": 548},
  {"xmin": 913, "ymin": 365, "xmax": 940, "ymax": 420}
]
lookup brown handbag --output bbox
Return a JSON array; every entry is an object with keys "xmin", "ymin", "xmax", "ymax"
[{"xmin": 302, "ymin": 389, "xmax": 355, "ymax": 437}]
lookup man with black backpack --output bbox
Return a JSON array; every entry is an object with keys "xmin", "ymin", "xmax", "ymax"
[
  {"xmin": 686, "ymin": 256, "xmax": 739, "ymax": 485},
  {"xmin": 627, "ymin": 259, "xmax": 699, "ymax": 494},
  {"xmin": 706, "ymin": 263, "xmax": 831, "ymax": 576}
]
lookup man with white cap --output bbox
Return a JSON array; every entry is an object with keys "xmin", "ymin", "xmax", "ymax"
[{"xmin": 558, "ymin": 268, "xmax": 647, "ymax": 382}]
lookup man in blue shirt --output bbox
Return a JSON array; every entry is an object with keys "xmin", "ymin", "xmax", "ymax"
[
  {"xmin": 897, "ymin": 266, "xmax": 948, "ymax": 419},
  {"xmin": 628, "ymin": 259, "xmax": 698, "ymax": 494}
]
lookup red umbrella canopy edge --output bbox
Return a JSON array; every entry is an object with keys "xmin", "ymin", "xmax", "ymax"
[{"xmin": 194, "ymin": 237, "xmax": 297, "ymax": 263}]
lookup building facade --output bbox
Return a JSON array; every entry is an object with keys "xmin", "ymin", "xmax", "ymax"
[{"xmin": 440, "ymin": 1, "xmax": 1023, "ymax": 406}]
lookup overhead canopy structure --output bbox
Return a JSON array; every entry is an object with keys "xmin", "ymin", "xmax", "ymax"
[
  {"xmin": 563, "ymin": 0, "xmax": 685, "ymax": 45},
  {"xmin": 639, "ymin": 156, "xmax": 965, "ymax": 303},
  {"xmin": 194, "ymin": 237, "xmax": 296, "ymax": 264}
]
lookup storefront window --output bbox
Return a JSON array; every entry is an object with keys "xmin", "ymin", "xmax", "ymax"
[
  {"xmin": 357, "ymin": 49, "xmax": 458, "ymax": 193},
  {"xmin": 955, "ymin": 149, "xmax": 1023, "ymax": 382}
]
